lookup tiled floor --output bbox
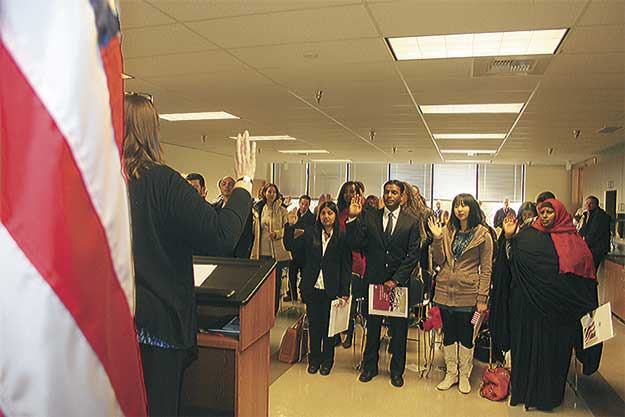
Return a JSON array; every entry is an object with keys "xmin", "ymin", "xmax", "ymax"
[{"xmin": 268, "ymin": 302, "xmax": 625, "ymax": 417}]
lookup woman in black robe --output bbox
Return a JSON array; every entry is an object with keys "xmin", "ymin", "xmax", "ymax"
[{"xmin": 491, "ymin": 198, "xmax": 599, "ymax": 411}]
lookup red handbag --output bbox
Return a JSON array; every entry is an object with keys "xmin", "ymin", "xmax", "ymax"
[
  {"xmin": 479, "ymin": 365, "xmax": 510, "ymax": 401},
  {"xmin": 423, "ymin": 306, "xmax": 442, "ymax": 331}
]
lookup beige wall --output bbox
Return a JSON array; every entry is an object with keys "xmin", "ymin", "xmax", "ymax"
[
  {"xmin": 525, "ymin": 165, "xmax": 572, "ymax": 210},
  {"xmin": 580, "ymin": 145, "xmax": 625, "ymax": 213},
  {"xmin": 162, "ymin": 143, "xmax": 271, "ymax": 201}
]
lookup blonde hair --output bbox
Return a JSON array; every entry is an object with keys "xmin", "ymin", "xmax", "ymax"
[{"xmin": 122, "ymin": 94, "xmax": 164, "ymax": 179}]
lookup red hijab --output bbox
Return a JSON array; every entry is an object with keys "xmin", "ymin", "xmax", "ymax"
[{"xmin": 531, "ymin": 199, "xmax": 596, "ymax": 280}]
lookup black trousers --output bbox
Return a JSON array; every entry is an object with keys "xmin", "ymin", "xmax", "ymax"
[
  {"xmin": 140, "ymin": 344, "xmax": 189, "ymax": 417},
  {"xmin": 287, "ymin": 257, "xmax": 304, "ymax": 300},
  {"xmin": 440, "ymin": 307, "xmax": 474, "ymax": 348},
  {"xmin": 306, "ymin": 289, "xmax": 335, "ymax": 367},
  {"xmin": 362, "ymin": 313, "xmax": 408, "ymax": 377},
  {"xmin": 346, "ymin": 274, "xmax": 367, "ymax": 336}
]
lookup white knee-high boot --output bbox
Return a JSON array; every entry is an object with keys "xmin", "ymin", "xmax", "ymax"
[
  {"xmin": 436, "ymin": 343, "xmax": 459, "ymax": 390},
  {"xmin": 458, "ymin": 344, "xmax": 474, "ymax": 394}
]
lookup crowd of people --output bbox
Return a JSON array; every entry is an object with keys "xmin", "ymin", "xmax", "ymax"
[{"xmin": 123, "ymin": 94, "xmax": 612, "ymax": 416}]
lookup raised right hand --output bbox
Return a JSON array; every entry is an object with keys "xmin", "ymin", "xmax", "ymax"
[
  {"xmin": 233, "ymin": 130, "xmax": 256, "ymax": 192},
  {"xmin": 503, "ymin": 216, "xmax": 518, "ymax": 239},
  {"xmin": 348, "ymin": 195, "xmax": 363, "ymax": 219},
  {"xmin": 287, "ymin": 208, "xmax": 298, "ymax": 225},
  {"xmin": 427, "ymin": 216, "xmax": 443, "ymax": 239}
]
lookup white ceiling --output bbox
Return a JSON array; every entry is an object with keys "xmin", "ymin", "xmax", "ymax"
[{"xmin": 120, "ymin": 0, "xmax": 625, "ymax": 165}]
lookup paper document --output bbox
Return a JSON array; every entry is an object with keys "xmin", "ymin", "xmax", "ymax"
[
  {"xmin": 328, "ymin": 296, "xmax": 352, "ymax": 337},
  {"xmin": 581, "ymin": 303, "xmax": 614, "ymax": 349},
  {"xmin": 193, "ymin": 264, "xmax": 218, "ymax": 287},
  {"xmin": 368, "ymin": 284, "xmax": 408, "ymax": 318}
]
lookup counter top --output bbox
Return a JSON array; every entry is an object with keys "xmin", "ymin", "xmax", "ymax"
[{"xmin": 606, "ymin": 254, "xmax": 625, "ymax": 266}]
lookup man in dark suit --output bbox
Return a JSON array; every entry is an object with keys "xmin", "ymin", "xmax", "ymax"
[
  {"xmin": 493, "ymin": 198, "xmax": 516, "ymax": 228},
  {"xmin": 345, "ymin": 180, "xmax": 420, "ymax": 388},
  {"xmin": 579, "ymin": 195, "xmax": 612, "ymax": 269},
  {"xmin": 285, "ymin": 195, "xmax": 316, "ymax": 301}
]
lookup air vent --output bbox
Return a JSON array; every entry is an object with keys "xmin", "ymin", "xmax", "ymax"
[
  {"xmin": 597, "ymin": 126, "xmax": 623, "ymax": 134},
  {"xmin": 472, "ymin": 56, "xmax": 552, "ymax": 77}
]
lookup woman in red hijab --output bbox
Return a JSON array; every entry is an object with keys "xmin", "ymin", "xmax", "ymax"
[{"xmin": 490, "ymin": 198, "xmax": 600, "ymax": 412}]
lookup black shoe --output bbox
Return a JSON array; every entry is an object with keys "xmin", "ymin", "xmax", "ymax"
[
  {"xmin": 359, "ymin": 369, "xmax": 378, "ymax": 382},
  {"xmin": 390, "ymin": 374, "xmax": 404, "ymax": 388},
  {"xmin": 342, "ymin": 335, "xmax": 353, "ymax": 349},
  {"xmin": 307, "ymin": 364, "xmax": 320, "ymax": 374},
  {"xmin": 319, "ymin": 365, "xmax": 332, "ymax": 376}
]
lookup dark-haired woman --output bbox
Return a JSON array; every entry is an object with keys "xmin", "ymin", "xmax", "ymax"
[
  {"xmin": 494, "ymin": 199, "xmax": 599, "ymax": 411},
  {"xmin": 337, "ymin": 181, "xmax": 367, "ymax": 348},
  {"xmin": 123, "ymin": 94, "xmax": 255, "ymax": 416},
  {"xmin": 284, "ymin": 201, "xmax": 351, "ymax": 375},
  {"xmin": 428, "ymin": 193, "xmax": 493, "ymax": 394},
  {"xmin": 251, "ymin": 183, "xmax": 292, "ymax": 312}
]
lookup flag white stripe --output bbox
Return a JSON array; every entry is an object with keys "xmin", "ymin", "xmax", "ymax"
[
  {"xmin": 0, "ymin": 0, "xmax": 134, "ymax": 309},
  {"xmin": 0, "ymin": 226, "xmax": 124, "ymax": 417}
]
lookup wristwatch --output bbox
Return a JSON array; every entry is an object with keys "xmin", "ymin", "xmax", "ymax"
[{"xmin": 237, "ymin": 175, "xmax": 253, "ymax": 184}]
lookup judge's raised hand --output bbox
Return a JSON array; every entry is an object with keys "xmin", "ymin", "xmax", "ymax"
[
  {"xmin": 502, "ymin": 216, "xmax": 518, "ymax": 239},
  {"xmin": 283, "ymin": 195, "xmax": 292, "ymax": 206},
  {"xmin": 427, "ymin": 216, "xmax": 443, "ymax": 239},
  {"xmin": 348, "ymin": 195, "xmax": 364, "ymax": 219},
  {"xmin": 287, "ymin": 208, "xmax": 298, "ymax": 225},
  {"xmin": 233, "ymin": 130, "xmax": 256, "ymax": 193}
]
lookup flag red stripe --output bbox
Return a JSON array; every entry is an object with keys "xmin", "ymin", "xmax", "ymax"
[
  {"xmin": 0, "ymin": 42, "xmax": 146, "ymax": 417},
  {"xmin": 100, "ymin": 35, "xmax": 124, "ymax": 157}
]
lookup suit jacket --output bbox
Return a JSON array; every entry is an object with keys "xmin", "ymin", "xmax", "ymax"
[
  {"xmin": 580, "ymin": 208, "xmax": 611, "ymax": 262},
  {"xmin": 211, "ymin": 199, "xmax": 254, "ymax": 258},
  {"xmin": 345, "ymin": 207, "xmax": 420, "ymax": 286},
  {"xmin": 283, "ymin": 224, "xmax": 351, "ymax": 302},
  {"xmin": 291, "ymin": 209, "xmax": 316, "ymax": 260},
  {"xmin": 493, "ymin": 207, "xmax": 516, "ymax": 228}
]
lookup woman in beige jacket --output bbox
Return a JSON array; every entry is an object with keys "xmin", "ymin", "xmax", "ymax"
[
  {"xmin": 428, "ymin": 193, "xmax": 493, "ymax": 394},
  {"xmin": 251, "ymin": 183, "xmax": 292, "ymax": 311}
]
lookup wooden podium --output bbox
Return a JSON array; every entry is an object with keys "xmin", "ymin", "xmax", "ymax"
[{"xmin": 181, "ymin": 257, "xmax": 276, "ymax": 417}]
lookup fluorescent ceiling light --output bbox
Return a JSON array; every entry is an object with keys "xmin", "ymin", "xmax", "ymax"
[
  {"xmin": 121, "ymin": 73, "xmax": 133, "ymax": 79},
  {"xmin": 445, "ymin": 160, "xmax": 492, "ymax": 164},
  {"xmin": 160, "ymin": 111, "xmax": 239, "ymax": 121},
  {"xmin": 388, "ymin": 28, "xmax": 567, "ymax": 60},
  {"xmin": 230, "ymin": 135, "xmax": 296, "ymax": 141},
  {"xmin": 434, "ymin": 133, "xmax": 506, "ymax": 140},
  {"xmin": 440, "ymin": 149, "xmax": 497, "ymax": 154},
  {"xmin": 311, "ymin": 159, "xmax": 351, "ymax": 163},
  {"xmin": 420, "ymin": 103, "xmax": 524, "ymax": 114},
  {"xmin": 278, "ymin": 149, "xmax": 328, "ymax": 154}
]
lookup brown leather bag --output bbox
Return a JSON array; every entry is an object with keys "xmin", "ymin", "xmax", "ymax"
[{"xmin": 278, "ymin": 315, "xmax": 307, "ymax": 363}]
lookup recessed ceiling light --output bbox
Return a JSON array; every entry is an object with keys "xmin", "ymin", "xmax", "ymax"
[
  {"xmin": 387, "ymin": 28, "xmax": 567, "ymax": 60},
  {"xmin": 122, "ymin": 73, "xmax": 133, "ymax": 79},
  {"xmin": 160, "ymin": 112, "xmax": 239, "ymax": 121},
  {"xmin": 445, "ymin": 160, "xmax": 492, "ymax": 164},
  {"xmin": 311, "ymin": 159, "xmax": 351, "ymax": 163},
  {"xmin": 228, "ymin": 135, "xmax": 296, "ymax": 142},
  {"xmin": 420, "ymin": 103, "xmax": 524, "ymax": 114},
  {"xmin": 434, "ymin": 133, "xmax": 506, "ymax": 140},
  {"xmin": 278, "ymin": 149, "xmax": 328, "ymax": 154},
  {"xmin": 440, "ymin": 149, "xmax": 497, "ymax": 154}
]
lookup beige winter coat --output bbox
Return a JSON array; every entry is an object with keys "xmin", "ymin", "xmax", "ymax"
[
  {"xmin": 431, "ymin": 224, "xmax": 493, "ymax": 307},
  {"xmin": 250, "ymin": 202, "xmax": 292, "ymax": 262}
]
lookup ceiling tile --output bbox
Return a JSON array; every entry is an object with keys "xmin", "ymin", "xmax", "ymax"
[
  {"xmin": 186, "ymin": 5, "xmax": 378, "ymax": 48},
  {"xmin": 122, "ymin": 24, "xmax": 218, "ymax": 58},
  {"xmin": 119, "ymin": 0, "xmax": 175, "ymax": 29},
  {"xmin": 561, "ymin": 24, "xmax": 625, "ymax": 54},
  {"xmin": 125, "ymin": 50, "xmax": 246, "ymax": 78}
]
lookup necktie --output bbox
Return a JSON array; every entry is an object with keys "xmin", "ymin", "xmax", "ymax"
[{"xmin": 385, "ymin": 212, "xmax": 394, "ymax": 240}]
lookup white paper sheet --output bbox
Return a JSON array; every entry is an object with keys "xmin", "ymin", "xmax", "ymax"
[
  {"xmin": 368, "ymin": 284, "xmax": 408, "ymax": 318},
  {"xmin": 581, "ymin": 302, "xmax": 615, "ymax": 349},
  {"xmin": 328, "ymin": 296, "xmax": 352, "ymax": 337},
  {"xmin": 193, "ymin": 264, "xmax": 218, "ymax": 287}
]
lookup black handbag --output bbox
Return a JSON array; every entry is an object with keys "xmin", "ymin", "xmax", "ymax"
[{"xmin": 409, "ymin": 265, "xmax": 424, "ymax": 306}]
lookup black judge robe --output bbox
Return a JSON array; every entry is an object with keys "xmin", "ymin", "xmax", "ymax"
[{"xmin": 489, "ymin": 226, "xmax": 602, "ymax": 411}]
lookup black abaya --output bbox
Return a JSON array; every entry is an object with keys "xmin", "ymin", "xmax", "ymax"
[{"xmin": 490, "ymin": 227, "xmax": 600, "ymax": 411}]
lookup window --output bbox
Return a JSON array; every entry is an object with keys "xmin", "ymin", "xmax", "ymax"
[
  {"xmin": 309, "ymin": 162, "xmax": 347, "ymax": 199},
  {"xmin": 390, "ymin": 163, "xmax": 432, "ymax": 202},
  {"xmin": 349, "ymin": 163, "xmax": 388, "ymax": 196},
  {"xmin": 273, "ymin": 162, "xmax": 307, "ymax": 198},
  {"xmin": 478, "ymin": 164, "xmax": 524, "ymax": 226}
]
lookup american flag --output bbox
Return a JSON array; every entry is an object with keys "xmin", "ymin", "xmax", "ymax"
[{"xmin": 0, "ymin": 1, "xmax": 147, "ymax": 416}]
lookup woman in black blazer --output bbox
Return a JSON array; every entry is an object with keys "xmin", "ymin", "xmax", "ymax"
[{"xmin": 284, "ymin": 201, "xmax": 351, "ymax": 376}]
